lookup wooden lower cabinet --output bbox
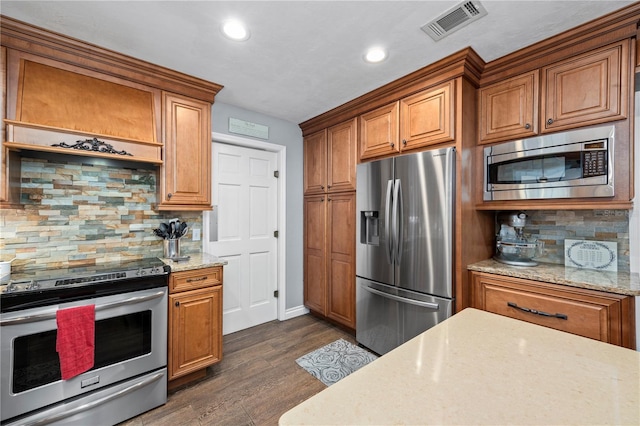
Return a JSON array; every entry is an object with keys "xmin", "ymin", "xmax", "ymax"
[
  {"xmin": 470, "ymin": 271, "xmax": 635, "ymax": 349},
  {"xmin": 168, "ymin": 267, "xmax": 223, "ymax": 385},
  {"xmin": 304, "ymin": 192, "xmax": 356, "ymax": 329}
]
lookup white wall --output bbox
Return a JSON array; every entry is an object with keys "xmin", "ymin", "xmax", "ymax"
[{"xmin": 211, "ymin": 102, "xmax": 304, "ymax": 310}]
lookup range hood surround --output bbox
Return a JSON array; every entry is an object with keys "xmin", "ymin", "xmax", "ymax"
[{"xmin": 4, "ymin": 54, "xmax": 164, "ymax": 165}]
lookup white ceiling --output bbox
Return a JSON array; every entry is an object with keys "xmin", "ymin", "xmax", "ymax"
[{"xmin": 1, "ymin": 1, "xmax": 635, "ymax": 125}]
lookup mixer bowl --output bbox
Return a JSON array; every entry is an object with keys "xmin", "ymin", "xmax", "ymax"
[{"xmin": 495, "ymin": 238, "xmax": 544, "ymax": 266}]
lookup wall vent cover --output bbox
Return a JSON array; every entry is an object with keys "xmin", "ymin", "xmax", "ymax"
[{"xmin": 421, "ymin": 1, "xmax": 488, "ymax": 41}]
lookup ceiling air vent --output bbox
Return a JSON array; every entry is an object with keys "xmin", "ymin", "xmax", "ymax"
[{"xmin": 421, "ymin": 1, "xmax": 488, "ymax": 41}]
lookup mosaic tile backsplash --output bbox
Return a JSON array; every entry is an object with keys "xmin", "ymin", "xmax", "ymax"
[
  {"xmin": 0, "ymin": 157, "xmax": 203, "ymax": 272},
  {"xmin": 0, "ymin": 158, "xmax": 632, "ymax": 274},
  {"xmin": 498, "ymin": 210, "xmax": 630, "ymax": 272}
]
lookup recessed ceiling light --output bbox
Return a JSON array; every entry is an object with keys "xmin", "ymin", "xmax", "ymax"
[
  {"xmin": 222, "ymin": 19, "xmax": 250, "ymax": 41},
  {"xmin": 364, "ymin": 47, "xmax": 387, "ymax": 63}
]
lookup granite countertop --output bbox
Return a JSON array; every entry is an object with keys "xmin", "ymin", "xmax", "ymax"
[
  {"xmin": 279, "ymin": 308, "xmax": 640, "ymax": 425},
  {"xmin": 468, "ymin": 258, "xmax": 640, "ymax": 296},
  {"xmin": 159, "ymin": 252, "xmax": 227, "ymax": 272}
]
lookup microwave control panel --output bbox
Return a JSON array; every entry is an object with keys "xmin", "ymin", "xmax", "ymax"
[{"xmin": 582, "ymin": 150, "xmax": 607, "ymax": 177}]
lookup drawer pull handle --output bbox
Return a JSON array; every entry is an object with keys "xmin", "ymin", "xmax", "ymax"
[
  {"xmin": 507, "ymin": 302, "xmax": 568, "ymax": 320},
  {"xmin": 186, "ymin": 276, "xmax": 208, "ymax": 283}
]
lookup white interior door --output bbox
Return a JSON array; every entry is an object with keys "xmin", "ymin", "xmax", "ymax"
[{"xmin": 205, "ymin": 142, "xmax": 278, "ymax": 335}]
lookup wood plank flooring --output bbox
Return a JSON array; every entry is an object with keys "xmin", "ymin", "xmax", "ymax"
[{"xmin": 120, "ymin": 314, "xmax": 355, "ymax": 426}]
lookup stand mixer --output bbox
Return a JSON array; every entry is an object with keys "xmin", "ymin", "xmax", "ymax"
[{"xmin": 494, "ymin": 212, "xmax": 544, "ymax": 267}]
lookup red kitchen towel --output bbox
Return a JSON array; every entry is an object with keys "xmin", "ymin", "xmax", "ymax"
[{"xmin": 56, "ymin": 305, "xmax": 96, "ymax": 380}]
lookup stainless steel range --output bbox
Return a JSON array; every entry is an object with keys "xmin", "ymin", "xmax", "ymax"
[{"xmin": 0, "ymin": 258, "xmax": 170, "ymax": 425}]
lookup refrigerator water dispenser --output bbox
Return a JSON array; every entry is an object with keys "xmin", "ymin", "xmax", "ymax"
[{"xmin": 360, "ymin": 211, "xmax": 379, "ymax": 245}]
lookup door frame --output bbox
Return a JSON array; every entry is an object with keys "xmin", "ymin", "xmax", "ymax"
[{"xmin": 209, "ymin": 131, "xmax": 287, "ymax": 322}]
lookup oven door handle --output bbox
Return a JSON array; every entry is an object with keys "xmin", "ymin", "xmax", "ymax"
[
  {"xmin": 22, "ymin": 371, "xmax": 165, "ymax": 426},
  {"xmin": 0, "ymin": 290, "xmax": 166, "ymax": 326}
]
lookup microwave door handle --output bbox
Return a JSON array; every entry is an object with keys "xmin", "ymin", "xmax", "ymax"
[
  {"xmin": 385, "ymin": 179, "xmax": 394, "ymax": 265},
  {"xmin": 0, "ymin": 290, "xmax": 166, "ymax": 326},
  {"xmin": 394, "ymin": 179, "xmax": 403, "ymax": 265}
]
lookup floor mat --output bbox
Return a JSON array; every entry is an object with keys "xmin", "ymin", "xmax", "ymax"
[{"xmin": 295, "ymin": 338, "xmax": 378, "ymax": 386}]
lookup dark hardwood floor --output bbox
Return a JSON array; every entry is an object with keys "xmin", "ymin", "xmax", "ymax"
[{"xmin": 121, "ymin": 314, "xmax": 355, "ymax": 426}]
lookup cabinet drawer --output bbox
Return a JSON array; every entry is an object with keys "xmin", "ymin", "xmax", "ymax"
[
  {"xmin": 482, "ymin": 283, "xmax": 611, "ymax": 341},
  {"xmin": 470, "ymin": 272, "xmax": 633, "ymax": 347},
  {"xmin": 170, "ymin": 266, "xmax": 222, "ymax": 293}
]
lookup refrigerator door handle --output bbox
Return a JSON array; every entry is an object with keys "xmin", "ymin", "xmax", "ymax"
[
  {"xmin": 362, "ymin": 284, "xmax": 440, "ymax": 310},
  {"xmin": 385, "ymin": 179, "xmax": 394, "ymax": 265},
  {"xmin": 394, "ymin": 178, "xmax": 403, "ymax": 265}
]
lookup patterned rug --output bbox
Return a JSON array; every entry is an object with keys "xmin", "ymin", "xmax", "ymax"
[{"xmin": 296, "ymin": 339, "xmax": 378, "ymax": 386}]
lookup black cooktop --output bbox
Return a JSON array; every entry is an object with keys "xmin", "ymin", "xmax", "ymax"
[{"xmin": 0, "ymin": 258, "xmax": 170, "ymax": 313}]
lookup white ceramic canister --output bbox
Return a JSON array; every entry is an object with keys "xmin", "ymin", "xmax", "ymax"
[{"xmin": 0, "ymin": 258, "xmax": 14, "ymax": 284}]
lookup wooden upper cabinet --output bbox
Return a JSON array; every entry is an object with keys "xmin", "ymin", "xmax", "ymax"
[
  {"xmin": 541, "ymin": 40, "xmax": 628, "ymax": 132},
  {"xmin": 304, "ymin": 118, "xmax": 357, "ymax": 195},
  {"xmin": 360, "ymin": 81, "xmax": 455, "ymax": 160},
  {"xmin": 479, "ymin": 40, "xmax": 629, "ymax": 144},
  {"xmin": 400, "ymin": 80, "xmax": 455, "ymax": 150},
  {"xmin": 359, "ymin": 101, "xmax": 400, "ymax": 160},
  {"xmin": 327, "ymin": 118, "xmax": 357, "ymax": 193},
  {"xmin": 303, "ymin": 129, "xmax": 327, "ymax": 195},
  {"xmin": 479, "ymin": 71, "xmax": 539, "ymax": 144},
  {"xmin": 160, "ymin": 92, "xmax": 212, "ymax": 210}
]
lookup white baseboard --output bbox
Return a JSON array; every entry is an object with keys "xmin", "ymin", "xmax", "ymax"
[{"xmin": 282, "ymin": 305, "xmax": 309, "ymax": 321}]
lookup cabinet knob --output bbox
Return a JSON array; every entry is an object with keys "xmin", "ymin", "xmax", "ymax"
[
  {"xmin": 327, "ymin": 185, "xmax": 331, "ymax": 189},
  {"xmin": 174, "ymin": 301, "xmax": 180, "ymax": 307},
  {"xmin": 167, "ymin": 193, "xmax": 173, "ymax": 199},
  {"xmin": 402, "ymin": 139, "xmax": 407, "ymax": 146},
  {"xmin": 390, "ymin": 142, "xmax": 395, "ymax": 148},
  {"xmin": 321, "ymin": 185, "xmax": 324, "ymax": 190},
  {"xmin": 547, "ymin": 118, "xmax": 554, "ymax": 125},
  {"xmin": 524, "ymin": 123, "xmax": 531, "ymax": 129}
]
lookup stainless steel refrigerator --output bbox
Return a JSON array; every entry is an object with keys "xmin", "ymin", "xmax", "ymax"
[{"xmin": 356, "ymin": 146, "xmax": 455, "ymax": 355}]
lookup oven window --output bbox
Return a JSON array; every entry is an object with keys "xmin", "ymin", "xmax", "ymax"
[
  {"xmin": 489, "ymin": 152, "xmax": 583, "ymax": 184},
  {"xmin": 12, "ymin": 310, "xmax": 152, "ymax": 393}
]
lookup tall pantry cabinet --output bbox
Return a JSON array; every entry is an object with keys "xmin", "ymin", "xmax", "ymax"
[{"xmin": 303, "ymin": 118, "xmax": 357, "ymax": 329}]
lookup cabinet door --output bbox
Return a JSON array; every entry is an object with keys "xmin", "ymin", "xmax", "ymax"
[
  {"xmin": 359, "ymin": 101, "xmax": 399, "ymax": 160},
  {"xmin": 326, "ymin": 192, "xmax": 356, "ymax": 328},
  {"xmin": 400, "ymin": 81, "xmax": 455, "ymax": 150},
  {"xmin": 304, "ymin": 195, "xmax": 327, "ymax": 314},
  {"xmin": 541, "ymin": 41, "xmax": 628, "ymax": 132},
  {"xmin": 327, "ymin": 118, "xmax": 357, "ymax": 193},
  {"xmin": 470, "ymin": 271, "xmax": 634, "ymax": 348},
  {"xmin": 479, "ymin": 71, "xmax": 539, "ymax": 144},
  {"xmin": 160, "ymin": 92, "xmax": 212, "ymax": 210},
  {"xmin": 303, "ymin": 129, "xmax": 327, "ymax": 195},
  {"xmin": 169, "ymin": 286, "xmax": 222, "ymax": 380}
]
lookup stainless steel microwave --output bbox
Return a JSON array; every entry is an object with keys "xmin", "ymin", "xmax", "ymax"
[{"xmin": 483, "ymin": 125, "xmax": 615, "ymax": 201}]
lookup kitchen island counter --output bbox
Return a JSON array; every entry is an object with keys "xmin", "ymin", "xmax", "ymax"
[
  {"xmin": 159, "ymin": 252, "xmax": 227, "ymax": 272},
  {"xmin": 279, "ymin": 308, "xmax": 640, "ymax": 425}
]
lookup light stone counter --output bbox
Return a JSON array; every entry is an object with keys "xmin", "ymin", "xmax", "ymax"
[
  {"xmin": 159, "ymin": 252, "xmax": 227, "ymax": 272},
  {"xmin": 279, "ymin": 308, "xmax": 640, "ymax": 426},
  {"xmin": 468, "ymin": 258, "xmax": 640, "ymax": 296}
]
